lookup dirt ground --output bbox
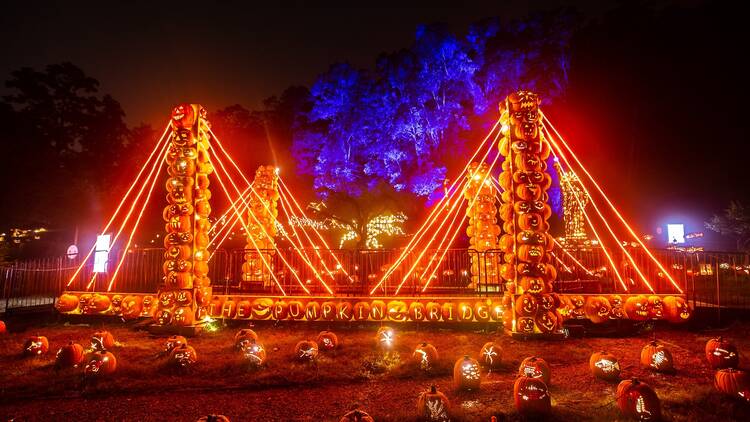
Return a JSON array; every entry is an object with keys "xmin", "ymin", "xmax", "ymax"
[{"xmin": 1, "ymin": 318, "xmax": 749, "ymax": 421}]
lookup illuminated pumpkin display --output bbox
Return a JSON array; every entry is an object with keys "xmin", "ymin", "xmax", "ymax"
[
  {"xmin": 518, "ymin": 356, "xmax": 551, "ymax": 385},
  {"xmin": 294, "ymin": 340, "xmax": 319, "ymax": 362},
  {"xmin": 584, "ymin": 296, "xmax": 612, "ymax": 324},
  {"xmin": 465, "ymin": 161, "xmax": 501, "ymax": 288},
  {"xmin": 85, "ymin": 293, "xmax": 111, "ymax": 314},
  {"xmin": 714, "ymin": 368, "xmax": 749, "ymax": 398},
  {"xmin": 514, "ymin": 376, "xmax": 551, "ymax": 415},
  {"xmin": 91, "ymin": 331, "xmax": 115, "ymax": 351},
  {"xmin": 84, "ymin": 351, "xmax": 117, "ymax": 377},
  {"xmin": 169, "ymin": 344, "xmax": 198, "ymax": 369},
  {"xmin": 663, "ymin": 295, "xmax": 691, "ymax": 323},
  {"xmin": 55, "ymin": 293, "xmax": 79, "ymax": 313},
  {"xmin": 417, "ymin": 385, "xmax": 450, "ymax": 421},
  {"xmin": 640, "ymin": 341, "xmax": 674, "ymax": 372},
  {"xmin": 412, "ymin": 342, "xmax": 438, "ymax": 370},
  {"xmin": 705, "ymin": 337, "xmax": 739, "ymax": 369},
  {"xmin": 121, "ymin": 295, "xmax": 143, "ymax": 320},
  {"xmin": 616, "ymin": 378, "xmax": 661, "ymax": 421},
  {"xmin": 242, "ymin": 165, "xmax": 279, "ymax": 290},
  {"xmin": 165, "ymin": 335, "xmax": 188, "ymax": 353},
  {"xmin": 234, "ymin": 329, "xmax": 259, "ymax": 349},
  {"xmin": 624, "ymin": 295, "xmax": 650, "ymax": 321},
  {"xmin": 316, "ymin": 330, "xmax": 339, "ymax": 351},
  {"xmin": 375, "ymin": 326, "xmax": 395, "ymax": 350},
  {"xmin": 589, "ymin": 351, "xmax": 621, "ymax": 381},
  {"xmin": 55, "ymin": 342, "xmax": 85, "ymax": 368},
  {"xmin": 453, "ymin": 355, "xmax": 481, "ymax": 390},
  {"xmin": 479, "ymin": 342, "xmax": 502, "ymax": 369},
  {"xmin": 23, "ymin": 336, "xmax": 49, "ymax": 356},
  {"xmin": 240, "ymin": 338, "xmax": 267, "ymax": 366}
]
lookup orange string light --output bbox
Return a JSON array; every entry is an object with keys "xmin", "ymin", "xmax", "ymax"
[
  {"xmin": 543, "ymin": 115, "xmax": 683, "ymax": 294},
  {"xmin": 67, "ymin": 123, "xmax": 171, "ymax": 288},
  {"xmin": 552, "ymin": 238, "xmax": 594, "ymax": 276},
  {"xmin": 420, "ymin": 196, "xmax": 469, "ymax": 293},
  {"xmin": 209, "ymin": 186, "xmax": 251, "ymax": 235}
]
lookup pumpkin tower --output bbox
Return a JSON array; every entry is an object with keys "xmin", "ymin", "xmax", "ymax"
[
  {"xmin": 497, "ymin": 91, "xmax": 560, "ymax": 335},
  {"xmin": 241, "ymin": 165, "xmax": 280, "ymax": 290},
  {"xmin": 156, "ymin": 104, "xmax": 213, "ymax": 329}
]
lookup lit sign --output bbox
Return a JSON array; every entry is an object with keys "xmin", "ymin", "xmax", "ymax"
[
  {"xmin": 93, "ymin": 234, "xmax": 111, "ymax": 273},
  {"xmin": 666, "ymin": 224, "xmax": 685, "ymax": 244}
]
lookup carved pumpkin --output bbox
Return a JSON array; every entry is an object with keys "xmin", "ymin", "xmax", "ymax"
[
  {"xmin": 663, "ymin": 295, "xmax": 692, "ymax": 323},
  {"xmin": 705, "ymin": 337, "xmax": 739, "ymax": 369},
  {"xmin": 590, "ymin": 351, "xmax": 621, "ymax": 381},
  {"xmin": 294, "ymin": 340, "xmax": 319, "ymax": 362},
  {"xmin": 514, "ymin": 376, "xmax": 551, "ymax": 416},
  {"xmin": 584, "ymin": 296, "xmax": 612, "ymax": 324},
  {"xmin": 305, "ymin": 301, "xmax": 322, "ymax": 321},
  {"xmin": 516, "ymin": 316, "xmax": 535, "ymax": 334},
  {"xmin": 55, "ymin": 293, "xmax": 79, "ymax": 312},
  {"xmin": 85, "ymin": 294, "xmax": 112, "ymax": 314},
  {"xmin": 640, "ymin": 341, "xmax": 674, "ymax": 372},
  {"xmin": 535, "ymin": 311, "xmax": 557, "ymax": 333},
  {"xmin": 515, "ymin": 294, "xmax": 538, "ymax": 316},
  {"xmin": 479, "ymin": 342, "xmax": 502, "ymax": 369},
  {"xmin": 339, "ymin": 408, "xmax": 374, "ymax": 422},
  {"xmin": 413, "ymin": 342, "xmax": 438, "ymax": 370},
  {"xmin": 417, "ymin": 385, "xmax": 450, "ymax": 421},
  {"xmin": 518, "ymin": 245, "xmax": 545, "ymax": 263},
  {"xmin": 23, "ymin": 335, "xmax": 49, "ymax": 356},
  {"xmin": 715, "ymin": 368, "xmax": 749, "ymax": 397},
  {"xmin": 518, "ymin": 356, "xmax": 551, "ymax": 385},
  {"xmin": 353, "ymin": 301, "xmax": 371, "ymax": 321},
  {"xmin": 171, "ymin": 104, "xmax": 196, "ymax": 129},
  {"xmin": 616, "ymin": 379, "xmax": 661, "ymax": 421},
  {"xmin": 84, "ymin": 351, "xmax": 117, "ymax": 376},
  {"xmin": 624, "ymin": 295, "xmax": 650, "ymax": 321},
  {"xmin": 408, "ymin": 302, "xmax": 426, "ymax": 321},
  {"xmin": 235, "ymin": 329, "xmax": 259, "ymax": 349},
  {"xmin": 165, "ymin": 335, "xmax": 188, "ymax": 353},
  {"xmin": 141, "ymin": 295, "xmax": 156, "ymax": 317},
  {"xmin": 0, "ymin": 320, "xmax": 5, "ymax": 335},
  {"xmin": 453, "ymin": 355, "xmax": 481, "ymax": 390},
  {"xmin": 240, "ymin": 338, "xmax": 267, "ymax": 366},
  {"xmin": 173, "ymin": 306, "xmax": 194, "ymax": 326},
  {"xmin": 196, "ymin": 415, "xmax": 230, "ymax": 422},
  {"xmin": 91, "ymin": 331, "xmax": 115, "ymax": 351},
  {"xmin": 317, "ymin": 330, "xmax": 339, "ymax": 351},
  {"xmin": 55, "ymin": 342, "xmax": 85, "ymax": 368},
  {"xmin": 170, "ymin": 344, "xmax": 198, "ymax": 368}
]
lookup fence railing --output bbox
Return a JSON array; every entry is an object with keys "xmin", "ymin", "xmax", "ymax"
[{"xmin": 2, "ymin": 247, "xmax": 749, "ymax": 314}]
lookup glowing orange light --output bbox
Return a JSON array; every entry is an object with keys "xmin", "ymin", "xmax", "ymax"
[{"xmin": 552, "ymin": 239, "xmax": 593, "ymax": 276}]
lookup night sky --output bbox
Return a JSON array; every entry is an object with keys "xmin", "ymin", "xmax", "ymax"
[{"xmin": 2, "ymin": 0, "xmax": 747, "ymax": 249}]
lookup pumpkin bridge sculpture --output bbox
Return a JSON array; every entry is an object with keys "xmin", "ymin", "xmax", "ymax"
[{"xmin": 56, "ymin": 93, "xmax": 692, "ymax": 336}]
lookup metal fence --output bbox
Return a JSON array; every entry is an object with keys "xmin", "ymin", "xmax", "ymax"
[{"xmin": 2, "ymin": 247, "xmax": 749, "ymax": 315}]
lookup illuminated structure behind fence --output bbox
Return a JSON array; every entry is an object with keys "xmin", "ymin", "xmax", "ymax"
[
  {"xmin": 554, "ymin": 160, "xmax": 589, "ymax": 243},
  {"xmin": 242, "ymin": 165, "xmax": 279, "ymax": 289},
  {"xmin": 465, "ymin": 162, "xmax": 501, "ymax": 289}
]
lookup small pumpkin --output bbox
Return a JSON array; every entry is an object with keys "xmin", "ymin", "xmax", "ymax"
[
  {"xmin": 375, "ymin": 326, "xmax": 395, "ymax": 350},
  {"xmin": 23, "ymin": 336, "xmax": 49, "ymax": 356},
  {"xmin": 640, "ymin": 341, "xmax": 674, "ymax": 372},
  {"xmin": 413, "ymin": 342, "xmax": 439, "ymax": 370},
  {"xmin": 240, "ymin": 338, "xmax": 267, "ymax": 366},
  {"xmin": 294, "ymin": 340, "xmax": 319, "ymax": 362},
  {"xmin": 616, "ymin": 378, "xmax": 661, "ymax": 421},
  {"xmin": 453, "ymin": 355, "xmax": 481, "ymax": 391},
  {"xmin": 514, "ymin": 376, "xmax": 552, "ymax": 415},
  {"xmin": 589, "ymin": 351, "xmax": 621, "ymax": 381},
  {"xmin": 715, "ymin": 368, "xmax": 749, "ymax": 397},
  {"xmin": 518, "ymin": 356, "xmax": 551, "ymax": 385},
  {"xmin": 84, "ymin": 351, "xmax": 117, "ymax": 376},
  {"xmin": 705, "ymin": 337, "xmax": 739, "ymax": 369},
  {"xmin": 55, "ymin": 342, "xmax": 85, "ymax": 368},
  {"xmin": 317, "ymin": 330, "xmax": 339, "ymax": 351},
  {"xmin": 479, "ymin": 342, "xmax": 502, "ymax": 369},
  {"xmin": 91, "ymin": 331, "xmax": 115, "ymax": 351},
  {"xmin": 165, "ymin": 335, "xmax": 188, "ymax": 353},
  {"xmin": 170, "ymin": 344, "xmax": 198, "ymax": 368},
  {"xmin": 417, "ymin": 385, "xmax": 450, "ymax": 421}
]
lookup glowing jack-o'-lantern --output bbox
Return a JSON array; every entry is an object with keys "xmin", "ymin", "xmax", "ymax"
[
  {"xmin": 417, "ymin": 385, "xmax": 450, "ymax": 422},
  {"xmin": 705, "ymin": 337, "xmax": 739, "ymax": 369},
  {"xmin": 339, "ymin": 407, "xmax": 375, "ymax": 422},
  {"xmin": 164, "ymin": 335, "xmax": 187, "ymax": 353},
  {"xmin": 84, "ymin": 351, "xmax": 117, "ymax": 377},
  {"xmin": 23, "ymin": 336, "xmax": 49, "ymax": 356},
  {"xmin": 584, "ymin": 296, "xmax": 612, "ymax": 324},
  {"xmin": 515, "ymin": 294, "xmax": 538, "ymax": 316},
  {"xmin": 240, "ymin": 338, "xmax": 266, "ymax": 366},
  {"xmin": 55, "ymin": 342, "xmax": 85, "ymax": 368},
  {"xmin": 156, "ymin": 308, "xmax": 173, "ymax": 325},
  {"xmin": 640, "ymin": 341, "xmax": 674, "ymax": 372},
  {"xmin": 141, "ymin": 295, "xmax": 156, "ymax": 316},
  {"xmin": 55, "ymin": 293, "xmax": 79, "ymax": 313},
  {"xmin": 514, "ymin": 376, "xmax": 551, "ymax": 416},
  {"xmin": 535, "ymin": 311, "xmax": 557, "ymax": 333},
  {"xmin": 518, "ymin": 356, "xmax": 551, "ymax": 385},
  {"xmin": 294, "ymin": 340, "xmax": 319, "ymax": 362},
  {"xmin": 170, "ymin": 344, "xmax": 198, "ymax": 368},
  {"xmin": 714, "ymin": 368, "xmax": 749, "ymax": 398},
  {"xmin": 235, "ymin": 329, "xmax": 259, "ymax": 349},
  {"xmin": 171, "ymin": 104, "xmax": 196, "ymax": 128},
  {"xmin": 663, "ymin": 296, "xmax": 692, "ymax": 323},
  {"xmin": 317, "ymin": 330, "xmax": 339, "ymax": 351},
  {"xmin": 516, "ymin": 316, "xmax": 535, "ymax": 334},
  {"xmin": 616, "ymin": 378, "xmax": 661, "ymax": 421},
  {"xmin": 173, "ymin": 306, "xmax": 194, "ymax": 326},
  {"xmin": 375, "ymin": 326, "xmax": 395, "ymax": 350},
  {"xmin": 589, "ymin": 351, "xmax": 621, "ymax": 382},
  {"xmin": 85, "ymin": 294, "xmax": 112, "ymax": 314},
  {"xmin": 91, "ymin": 331, "xmax": 115, "ymax": 351},
  {"xmin": 479, "ymin": 342, "xmax": 502, "ymax": 369},
  {"xmin": 413, "ymin": 342, "xmax": 438, "ymax": 371},
  {"xmin": 453, "ymin": 355, "xmax": 481, "ymax": 390},
  {"xmin": 624, "ymin": 295, "xmax": 650, "ymax": 321}
]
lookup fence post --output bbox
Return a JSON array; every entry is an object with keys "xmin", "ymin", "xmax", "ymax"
[{"xmin": 715, "ymin": 258, "xmax": 721, "ymax": 324}]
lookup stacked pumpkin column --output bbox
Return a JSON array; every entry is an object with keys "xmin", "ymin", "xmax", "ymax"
[
  {"xmin": 158, "ymin": 103, "xmax": 213, "ymax": 328},
  {"xmin": 497, "ymin": 91, "xmax": 560, "ymax": 335},
  {"xmin": 464, "ymin": 162, "xmax": 501, "ymax": 290},
  {"xmin": 241, "ymin": 165, "xmax": 279, "ymax": 290}
]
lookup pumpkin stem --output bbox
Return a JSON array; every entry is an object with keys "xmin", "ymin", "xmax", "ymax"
[
  {"xmin": 463, "ymin": 354, "xmax": 470, "ymax": 359},
  {"xmin": 430, "ymin": 385, "xmax": 437, "ymax": 394}
]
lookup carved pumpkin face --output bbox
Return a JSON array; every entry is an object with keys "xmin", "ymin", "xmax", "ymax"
[
  {"xmin": 453, "ymin": 355, "xmax": 481, "ymax": 390},
  {"xmin": 624, "ymin": 295, "xmax": 650, "ymax": 321},
  {"xmin": 515, "ymin": 153, "xmax": 544, "ymax": 172},
  {"xmin": 164, "ymin": 203, "xmax": 193, "ymax": 219},
  {"xmin": 536, "ymin": 311, "xmax": 557, "ymax": 333},
  {"xmin": 664, "ymin": 296, "xmax": 691, "ymax": 323},
  {"xmin": 156, "ymin": 309, "xmax": 173, "ymax": 325},
  {"xmin": 294, "ymin": 340, "xmax": 319, "ymax": 362},
  {"xmin": 515, "ymin": 294, "xmax": 538, "ymax": 316},
  {"xmin": 517, "ymin": 316, "xmax": 535, "ymax": 333},
  {"xmin": 538, "ymin": 294, "xmax": 555, "ymax": 312},
  {"xmin": 171, "ymin": 104, "xmax": 196, "ymax": 129},
  {"xmin": 170, "ymin": 344, "xmax": 198, "ymax": 368},
  {"xmin": 517, "ymin": 231, "xmax": 547, "ymax": 246},
  {"xmin": 173, "ymin": 306, "xmax": 194, "ymax": 326},
  {"xmin": 159, "ymin": 291, "xmax": 175, "ymax": 308},
  {"xmin": 518, "ymin": 213, "xmax": 549, "ymax": 232},
  {"xmin": 585, "ymin": 296, "xmax": 612, "ymax": 324},
  {"xmin": 518, "ymin": 245, "xmax": 545, "ymax": 263},
  {"xmin": 121, "ymin": 295, "xmax": 142, "ymax": 320},
  {"xmin": 165, "ymin": 335, "xmax": 187, "ymax": 353},
  {"xmin": 520, "ymin": 276, "xmax": 546, "ymax": 294},
  {"xmin": 514, "ymin": 377, "xmax": 551, "ymax": 416}
]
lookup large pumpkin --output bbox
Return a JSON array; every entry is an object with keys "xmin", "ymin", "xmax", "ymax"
[
  {"xmin": 84, "ymin": 351, "xmax": 117, "ymax": 377},
  {"xmin": 417, "ymin": 385, "xmax": 450, "ymax": 421},
  {"xmin": 170, "ymin": 343, "xmax": 198, "ymax": 368},
  {"xmin": 705, "ymin": 337, "xmax": 739, "ymax": 369},
  {"xmin": 91, "ymin": 331, "xmax": 115, "ymax": 351},
  {"xmin": 518, "ymin": 356, "xmax": 551, "ymax": 385},
  {"xmin": 479, "ymin": 342, "xmax": 502, "ymax": 369},
  {"xmin": 589, "ymin": 351, "xmax": 621, "ymax": 382},
  {"xmin": 55, "ymin": 342, "xmax": 85, "ymax": 368},
  {"xmin": 640, "ymin": 341, "xmax": 674, "ymax": 372},
  {"xmin": 663, "ymin": 295, "xmax": 691, "ymax": 323},
  {"xmin": 23, "ymin": 336, "xmax": 49, "ymax": 356},
  {"xmin": 514, "ymin": 376, "xmax": 552, "ymax": 416},
  {"xmin": 121, "ymin": 295, "xmax": 143, "ymax": 320},
  {"xmin": 0, "ymin": 320, "xmax": 5, "ymax": 335},
  {"xmin": 453, "ymin": 355, "xmax": 481, "ymax": 390},
  {"xmin": 317, "ymin": 330, "xmax": 339, "ymax": 351},
  {"xmin": 584, "ymin": 296, "xmax": 612, "ymax": 324},
  {"xmin": 413, "ymin": 342, "xmax": 439, "ymax": 370},
  {"xmin": 715, "ymin": 368, "xmax": 749, "ymax": 397},
  {"xmin": 623, "ymin": 295, "xmax": 649, "ymax": 321},
  {"xmin": 55, "ymin": 293, "xmax": 79, "ymax": 312},
  {"xmin": 616, "ymin": 379, "xmax": 661, "ymax": 421},
  {"xmin": 294, "ymin": 340, "xmax": 319, "ymax": 362}
]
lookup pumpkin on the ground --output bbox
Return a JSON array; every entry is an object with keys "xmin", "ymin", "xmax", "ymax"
[
  {"xmin": 55, "ymin": 342, "xmax": 85, "ymax": 368},
  {"xmin": 234, "ymin": 329, "xmax": 259, "ymax": 349},
  {"xmin": 412, "ymin": 342, "xmax": 438, "ymax": 370},
  {"xmin": 23, "ymin": 336, "xmax": 49, "ymax": 356},
  {"xmin": 339, "ymin": 407, "xmax": 374, "ymax": 422},
  {"xmin": 518, "ymin": 356, "xmax": 551, "ymax": 385},
  {"xmin": 375, "ymin": 326, "xmax": 395, "ymax": 350},
  {"xmin": 317, "ymin": 330, "xmax": 339, "ymax": 351},
  {"xmin": 453, "ymin": 355, "xmax": 481, "ymax": 391},
  {"xmin": 164, "ymin": 335, "xmax": 188, "ymax": 353},
  {"xmin": 417, "ymin": 385, "xmax": 450, "ymax": 421},
  {"xmin": 616, "ymin": 378, "xmax": 661, "ymax": 421},
  {"xmin": 589, "ymin": 351, "xmax": 621, "ymax": 381},
  {"xmin": 196, "ymin": 415, "xmax": 231, "ymax": 422},
  {"xmin": 91, "ymin": 331, "xmax": 115, "ymax": 351},
  {"xmin": 715, "ymin": 368, "xmax": 749, "ymax": 397},
  {"xmin": 640, "ymin": 341, "xmax": 674, "ymax": 372},
  {"xmin": 84, "ymin": 351, "xmax": 117, "ymax": 376},
  {"xmin": 514, "ymin": 376, "xmax": 551, "ymax": 415},
  {"xmin": 0, "ymin": 320, "xmax": 6, "ymax": 335},
  {"xmin": 705, "ymin": 336, "xmax": 739, "ymax": 369},
  {"xmin": 240, "ymin": 338, "xmax": 267, "ymax": 366},
  {"xmin": 170, "ymin": 343, "xmax": 198, "ymax": 368},
  {"xmin": 294, "ymin": 340, "xmax": 319, "ymax": 362},
  {"xmin": 479, "ymin": 342, "xmax": 502, "ymax": 369}
]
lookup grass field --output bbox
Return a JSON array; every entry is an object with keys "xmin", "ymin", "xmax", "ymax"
[{"xmin": 1, "ymin": 318, "xmax": 749, "ymax": 421}]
